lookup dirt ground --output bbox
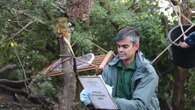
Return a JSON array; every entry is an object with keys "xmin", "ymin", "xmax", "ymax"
[
  {"xmin": 0, "ymin": 91, "xmax": 43, "ymax": 110},
  {"xmin": 0, "ymin": 89, "xmax": 88, "ymax": 110}
]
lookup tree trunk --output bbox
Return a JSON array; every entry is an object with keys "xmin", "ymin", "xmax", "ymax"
[
  {"xmin": 55, "ymin": 1, "xmax": 93, "ymax": 109},
  {"xmin": 57, "ymin": 37, "xmax": 77, "ymax": 110},
  {"xmin": 172, "ymin": 1, "xmax": 191, "ymax": 110},
  {"xmin": 66, "ymin": 0, "xmax": 93, "ymax": 23},
  {"xmin": 180, "ymin": 0, "xmax": 192, "ymax": 24},
  {"xmin": 173, "ymin": 67, "xmax": 188, "ymax": 110}
]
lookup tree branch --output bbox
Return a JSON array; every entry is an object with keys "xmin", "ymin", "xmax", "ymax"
[
  {"xmin": 11, "ymin": 8, "xmax": 46, "ymax": 24},
  {"xmin": 0, "ymin": 84, "xmax": 52, "ymax": 106},
  {"xmin": 0, "ymin": 64, "xmax": 17, "ymax": 74},
  {"xmin": 0, "ymin": 79, "xmax": 30, "ymax": 89},
  {"xmin": 0, "ymin": 84, "xmax": 28, "ymax": 96},
  {"xmin": 11, "ymin": 20, "xmax": 34, "ymax": 38}
]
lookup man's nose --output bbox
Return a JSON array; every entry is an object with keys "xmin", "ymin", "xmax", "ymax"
[{"xmin": 118, "ymin": 47, "xmax": 123, "ymax": 52}]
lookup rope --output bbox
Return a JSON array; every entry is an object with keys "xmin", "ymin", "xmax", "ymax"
[
  {"xmin": 178, "ymin": 5, "xmax": 187, "ymax": 40},
  {"xmin": 58, "ymin": 55, "xmax": 99, "ymax": 69},
  {"xmin": 170, "ymin": 0, "xmax": 190, "ymax": 41},
  {"xmin": 90, "ymin": 41, "xmax": 109, "ymax": 53},
  {"xmin": 62, "ymin": 36, "xmax": 75, "ymax": 56},
  {"xmin": 71, "ymin": 37, "xmax": 109, "ymax": 54},
  {"xmin": 152, "ymin": 24, "xmax": 195, "ymax": 64},
  {"xmin": 151, "ymin": 0, "xmax": 194, "ymax": 64}
]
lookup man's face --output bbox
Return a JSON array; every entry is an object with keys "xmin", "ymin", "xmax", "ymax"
[{"xmin": 116, "ymin": 37, "xmax": 139, "ymax": 61}]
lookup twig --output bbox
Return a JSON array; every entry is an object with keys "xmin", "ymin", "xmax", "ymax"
[
  {"xmin": 0, "ymin": 20, "xmax": 34, "ymax": 46},
  {"xmin": 51, "ymin": 3, "xmax": 65, "ymax": 14},
  {"xmin": 11, "ymin": 8, "xmax": 45, "ymax": 24},
  {"xmin": 11, "ymin": 20, "xmax": 34, "ymax": 39},
  {"xmin": 14, "ymin": 48, "xmax": 29, "ymax": 91}
]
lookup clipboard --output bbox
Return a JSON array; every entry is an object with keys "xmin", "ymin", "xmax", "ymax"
[{"xmin": 79, "ymin": 76, "xmax": 118, "ymax": 110}]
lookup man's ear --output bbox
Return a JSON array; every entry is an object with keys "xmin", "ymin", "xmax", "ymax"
[{"xmin": 133, "ymin": 43, "xmax": 140, "ymax": 50}]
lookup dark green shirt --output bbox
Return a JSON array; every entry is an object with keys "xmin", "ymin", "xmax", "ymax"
[{"xmin": 115, "ymin": 59, "xmax": 136, "ymax": 100}]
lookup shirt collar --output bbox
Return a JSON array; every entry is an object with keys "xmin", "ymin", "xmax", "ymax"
[{"xmin": 116, "ymin": 59, "xmax": 136, "ymax": 70}]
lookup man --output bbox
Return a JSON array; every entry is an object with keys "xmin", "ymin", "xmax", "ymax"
[
  {"xmin": 178, "ymin": 32, "xmax": 195, "ymax": 48},
  {"xmin": 80, "ymin": 27, "xmax": 160, "ymax": 110}
]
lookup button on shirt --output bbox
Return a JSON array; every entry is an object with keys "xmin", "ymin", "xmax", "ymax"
[{"xmin": 115, "ymin": 59, "xmax": 136, "ymax": 100}]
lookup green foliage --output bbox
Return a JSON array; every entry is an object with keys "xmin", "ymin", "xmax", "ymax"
[
  {"xmin": 1, "ymin": 0, "xmax": 195, "ymax": 109},
  {"xmin": 71, "ymin": 0, "xmax": 167, "ymax": 59},
  {"xmin": 0, "ymin": 0, "xmax": 59, "ymax": 76},
  {"xmin": 30, "ymin": 74, "xmax": 58, "ymax": 98},
  {"xmin": 186, "ymin": 70, "xmax": 195, "ymax": 109},
  {"xmin": 134, "ymin": 13, "xmax": 167, "ymax": 59}
]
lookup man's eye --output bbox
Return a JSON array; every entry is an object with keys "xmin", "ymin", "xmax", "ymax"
[
  {"xmin": 117, "ymin": 45, "xmax": 129, "ymax": 48},
  {"xmin": 123, "ymin": 45, "xmax": 129, "ymax": 48}
]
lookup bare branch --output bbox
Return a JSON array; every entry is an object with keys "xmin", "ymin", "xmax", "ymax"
[
  {"xmin": 0, "ymin": 64, "xmax": 17, "ymax": 74},
  {"xmin": 0, "ymin": 79, "xmax": 30, "ymax": 89},
  {"xmin": 11, "ymin": 8, "xmax": 46, "ymax": 24},
  {"xmin": 11, "ymin": 20, "xmax": 34, "ymax": 38},
  {"xmin": 0, "ymin": 84, "xmax": 28, "ymax": 96}
]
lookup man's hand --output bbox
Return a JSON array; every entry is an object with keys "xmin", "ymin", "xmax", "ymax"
[
  {"xmin": 80, "ymin": 89, "xmax": 92, "ymax": 106},
  {"xmin": 178, "ymin": 41, "xmax": 190, "ymax": 48}
]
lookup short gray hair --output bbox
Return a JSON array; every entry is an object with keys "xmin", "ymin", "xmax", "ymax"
[{"xmin": 114, "ymin": 27, "xmax": 140, "ymax": 44}]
